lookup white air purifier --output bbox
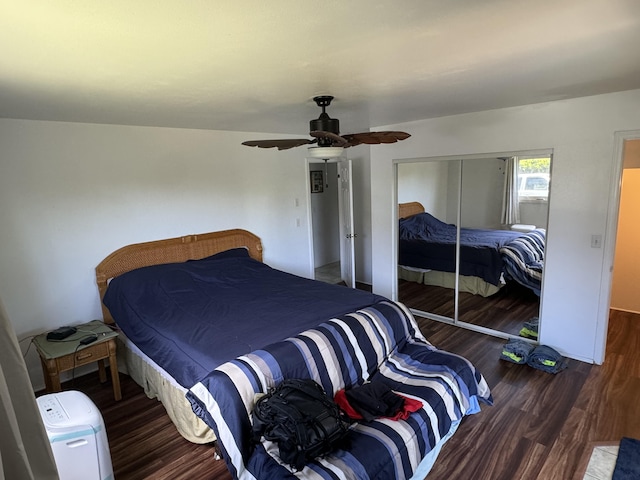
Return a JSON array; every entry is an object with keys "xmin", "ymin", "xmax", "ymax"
[{"xmin": 37, "ymin": 390, "xmax": 114, "ymax": 480}]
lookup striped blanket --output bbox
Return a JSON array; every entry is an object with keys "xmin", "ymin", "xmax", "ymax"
[
  {"xmin": 187, "ymin": 301, "xmax": 492, "ymax": 479},
  {"xmin": 500, "ymin": 229, "xmax": 545, "ymax": 296}
]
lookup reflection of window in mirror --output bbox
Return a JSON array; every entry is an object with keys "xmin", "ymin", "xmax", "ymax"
[
  {"xmin": 517, "ymin": 156, "xmax": 550, "ymax": 201},
  {"xmin": 504, "ymin": 155, "xmax": 551, "ymax": 231}
]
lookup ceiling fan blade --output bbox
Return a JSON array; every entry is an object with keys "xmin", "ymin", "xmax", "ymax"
[
  {"xmin": 241, "ymin": 139, "xmax": 315, "ymax": 150},
  {"xmin": 309, "ymin": 130, "xmax": 348, "ymax": 147},
  {"xmin": 342, "ymin": 131, "xmax": 411, "ymax": 147}
]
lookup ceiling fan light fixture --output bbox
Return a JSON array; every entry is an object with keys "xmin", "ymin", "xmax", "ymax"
[{"xmin": 307, "ymin": 146, "xmax": 344, "ymax": 159}]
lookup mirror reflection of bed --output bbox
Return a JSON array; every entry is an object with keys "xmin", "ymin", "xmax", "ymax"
[{"xmin": 396, "ymin": 153, "xmax": 550, "ymax": 338}]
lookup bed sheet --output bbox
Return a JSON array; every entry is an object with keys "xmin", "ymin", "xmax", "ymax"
[
  {"xmin": 187, "ymin": 300, "xmax": 492, "ymax": 480},
  {"xmin": 103, "ymin": 248, "xmax": 384, "ymax": 387}
]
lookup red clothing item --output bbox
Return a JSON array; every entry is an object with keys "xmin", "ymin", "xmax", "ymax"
[{"xmin": 334, "ymin": 388, "xmax": 423, "ymax": 421}]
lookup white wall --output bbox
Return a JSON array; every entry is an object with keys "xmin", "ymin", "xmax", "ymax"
[
  {"xmin": 398, "ymin": 161, "xmax": 451, "ymax": 220},
  {"xmin": 371, "ymin": 89, "xmax": 640, "ymax": 364},
  {"xmin": 460, "ymin": 158, "xmax": 503, "ymax": 229},
  {"xmin": 0, "ymin": 119, "xmax": 319, "ymax": 387},
  {"xmin": 519, "ymin": 200, "xmax": 549, "ymax": 228}
]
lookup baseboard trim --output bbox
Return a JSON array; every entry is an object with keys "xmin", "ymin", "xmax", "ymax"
[{"xmin": 610, "ymin": 306, "xmax": 640, "ymax": 315}]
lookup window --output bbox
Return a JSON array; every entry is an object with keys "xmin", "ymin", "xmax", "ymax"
[{"xmin": 517, "ymin": 156, "xmax": 551, "ymax": 200}]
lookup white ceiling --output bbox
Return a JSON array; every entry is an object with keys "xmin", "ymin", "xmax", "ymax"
[{"xmin": 2, "ymin": 0, "xmax": 640, "ymax": 136}]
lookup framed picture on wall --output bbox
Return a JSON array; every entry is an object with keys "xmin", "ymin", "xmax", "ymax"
[{"xmin": 311, "ymin": 170, "xmax": 323, "ymax": 193}]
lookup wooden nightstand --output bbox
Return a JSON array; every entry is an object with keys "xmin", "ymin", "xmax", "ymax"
[{"xmin": 34, "ymin": 320, "xmax": 121, "ymax": 401}]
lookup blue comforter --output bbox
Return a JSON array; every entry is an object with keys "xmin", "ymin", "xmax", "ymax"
[
  {"xmin": 187, "ymin": 301, "xmax": 492, "ymax": 480},
  {"xmin": 102, "ymin": 248, "xmax": 384, "ymax": 387},
  {"xmin": 399, "ymin": 212, "xmax": 522, "ymax": 285}
]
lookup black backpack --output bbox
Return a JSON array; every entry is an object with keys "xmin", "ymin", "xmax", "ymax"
[{"xmin": 252, "ymin": 379, "xmax": 350, "ymax": 470}]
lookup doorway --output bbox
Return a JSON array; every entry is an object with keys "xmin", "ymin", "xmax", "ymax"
[
  {"xmin": 307, "ymin": 159, "xmax": 356, "ymax": 287},
  {"xmin": 595, "ymin": 132, "xmax": 640, "ymax": 363},
  {"xmin": 610, "ymin": 139, "xmax": 640, "ymax": 314},
  {"xmin": 310, "ymin": 161, "xmax": 341, "ymax": 284}
]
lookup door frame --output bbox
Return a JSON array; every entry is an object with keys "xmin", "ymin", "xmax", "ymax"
[
  {"xmin": 594, "ymin": 129, "xmax": 640, "ymax": 364},
  {"xmin": 305, "ymin": 158, "xmax": 355, "ymax": 285}
]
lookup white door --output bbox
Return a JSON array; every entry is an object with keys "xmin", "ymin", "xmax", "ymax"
[{"xmin": 337, "ymin": 159, "xmax": 356, "ymax": 287}]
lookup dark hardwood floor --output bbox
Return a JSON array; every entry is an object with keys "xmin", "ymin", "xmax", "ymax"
[
  {"xmin": 399, "ymin": 279, "xmax": 540, "ymax": 336},
  {"xmin": 61, "ymin": 308, "xmax": 640, "ymax": 479}
]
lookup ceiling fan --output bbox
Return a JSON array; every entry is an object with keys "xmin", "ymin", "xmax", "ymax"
[{"xmin": 242, "ymin": 96, "xmax": 410, "ymax": 158}]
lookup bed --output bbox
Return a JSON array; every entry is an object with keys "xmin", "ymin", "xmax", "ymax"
[
  {"xmin": 97, "ymin": 228, "xmax": 492, "ymax": 479},
  {"xmin": 398, "ymin": 202, "xmax": 544, "ymax": 296},
  {"xmin": 96, "ymin": 229, "xmax": 383, "ymax": 443}
]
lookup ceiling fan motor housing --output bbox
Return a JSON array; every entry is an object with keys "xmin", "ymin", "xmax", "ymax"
[
  {"xmin": 311, "ymin": 95, "xmax": 340, "ymax": 146},
  {"xmin": 310, "ymin": 115, "xmax": 340, "ymax": 144}
]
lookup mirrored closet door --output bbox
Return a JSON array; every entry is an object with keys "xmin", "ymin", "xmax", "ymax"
[
  {"xmin": 396, "ymin": 151, "xmax": 551, "ymax": 338},
  {"xmin": 397, "ymin": 159, "xmax": 461, "ymax": 323}
]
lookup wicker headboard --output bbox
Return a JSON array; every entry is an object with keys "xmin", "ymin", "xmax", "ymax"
[
  {"xmin": 96, "ymin": 228, "xmax": 263, "ymax": 324},
  {"xmin": 399, "ymin": 201, "xmax": 425, "ymax": 219}
]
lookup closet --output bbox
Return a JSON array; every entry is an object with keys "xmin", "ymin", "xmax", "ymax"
[{"xmin": 396, "ymin": 150, "xmax": 552, "ymax": 338}]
